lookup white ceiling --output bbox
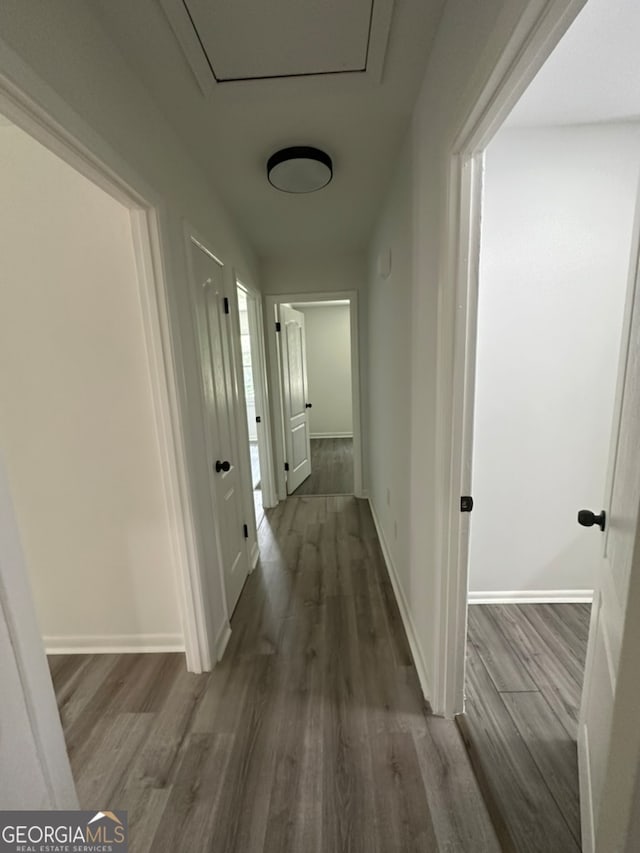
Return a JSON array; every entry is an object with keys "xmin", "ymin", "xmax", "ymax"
[
  {"xmin": 91, "ymin": 0, "xmax": 444, "ymax": 258},
  {"xmin": 506, "ymin": 0, "xmax": 640, "ymax": 127}
]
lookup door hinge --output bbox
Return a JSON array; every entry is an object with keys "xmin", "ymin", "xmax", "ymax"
[
  {"xmin": 460, "ymin": 496, "xmax": 474, "ymax": 513},
  {"xmin": 256, "ymin": 415, "xmax": 261, "ymax": 423},
  {"xmin": 284, "ymin": 462, "xmax": 289, "ymax": 472},
  {"xmin": 243, "ymin": 523, "xmax": 249, "ymax": 539},
  {"xmin": 275, "ymin": 321, "xmax": 281, "ymax": 332},
  {"xmin": 223, "ymin": 296, "xmax": 230, "ymax": 314}
]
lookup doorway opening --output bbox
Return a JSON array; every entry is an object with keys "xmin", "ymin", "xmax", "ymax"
[
  {"xmin": 267, "ymin": 294, "xmax": 361, "ymax": 498},
  {"xmin": 441, "ymin": 0, "xmax": 640, "ymax": 850},
  {"xmin": 0, "ymin": 89, "xmax": 207, "ymax": 805},
  {"xmin": 0, "ymin": 110, "xmax": 191, "ymax": 660}
]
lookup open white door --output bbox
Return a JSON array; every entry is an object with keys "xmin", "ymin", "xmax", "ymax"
[
  {"xmin": 0, "ymin": 460, "xmax": 77, "ymax": 809},
  {"xmin": 279, "ymin": 304, "xmax": 312, "ymax": 494},
  {"xmin": 578, "ymin": 186, "xmax": 640, "ymax": 852},
  {"xmin": 190, "ymin": 239, "xmax": 250, "ymax": 616}
]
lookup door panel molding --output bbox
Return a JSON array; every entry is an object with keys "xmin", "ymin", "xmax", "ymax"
[{"xmin": 280, "ymin": 305, "xmax": 312, "ymax": 493}]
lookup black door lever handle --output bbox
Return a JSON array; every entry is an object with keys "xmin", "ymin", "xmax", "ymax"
[
  {"xmin": 215, "ymin": 460, "xmax": 231, "ymax": 473},
  {"xmin": 578, "ymin": 509, "xmax": 606, "ymax": 531}
]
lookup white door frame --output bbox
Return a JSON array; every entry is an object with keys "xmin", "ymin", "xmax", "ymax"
[
  {"xmin": 265, "ymin": 291, "xmax": 364, "ymax": 500},
  {"xmin": 236, "ymin": 279, "xmax": 279, "ymax": 510},
  {"xmin": 0, "ymin": 63, "xmax": 211, "ymax": 672},
  {"xmin": 221, "ymin": 266, "xmax": 260, "ymax": 569},
  {"xmin": 432, "ymin": 0, "xmax": 587, "ymax": 718}
]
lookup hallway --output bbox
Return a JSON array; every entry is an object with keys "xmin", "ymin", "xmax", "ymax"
[{"xmin": 49, "ymin": 497, "xmax": 499, "ymax": 852}]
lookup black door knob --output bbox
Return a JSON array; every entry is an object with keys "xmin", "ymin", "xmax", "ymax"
[
  {"xmin": 578, "ymin": 509, "xmax": 606, "ymax": 531},
  {"xmin": 305, "ymin": 402, "xmax": 312, "ymax": 408},
  {"xmin": 215, "ymin": 460, "xmax": 231, "ymax": 473}
]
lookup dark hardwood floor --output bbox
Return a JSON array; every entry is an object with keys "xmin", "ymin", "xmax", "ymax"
[
  {"xmin": 49, "ymin": 496, "xmax": 499, "ymax": 853},
  {"xmin": 461, "ymin": 602, "xmax": 591, "ymax": 853},
  {"xmin": 292, "ymin": 437, "xmax": 354, "ymax": 495}
]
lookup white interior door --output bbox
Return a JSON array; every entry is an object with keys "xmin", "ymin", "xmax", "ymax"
[
  {"xmin": 279, "ymin": 304, "xmax": 312, "ymax": 494},
  {"xmin": 190, "ymin": 240, "xmax": 250, "ymax": 615},
  {"xmin": 578, "ymin": 187, "xmax": 640, "ymax": 852},
  {"xmin": 0, "ymin": 460, "xmax": 77, "ymax": 809}
]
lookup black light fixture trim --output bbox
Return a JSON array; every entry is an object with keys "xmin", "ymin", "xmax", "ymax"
[{"xmin": 267, "ymin": 146, "xmax": 333, "ymax": 193}]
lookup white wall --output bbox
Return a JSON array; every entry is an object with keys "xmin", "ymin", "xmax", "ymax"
[
  {"xmin": 296, "ymin": 305, "xmax": 352, "ymax": 437},
  {"xmin": 0, "ymin": 3, "xmax": 261, "ymax": 661},
  {"xmin": 0, "ymin": 123, "xmax": 183, "ymax": 649},
  {"xmin": 261, "ymin": 251, "xmax": 366, "ymax": 296},
  {"xmin": 367, "ymin": 0, "xmax": 558, "ymax": 707},
  {"xmin": 469, "ymin": 124, "xmax": 640, "ymax": 596},
  {"xmin": 367, "ymin": 139, "xmax": 412, "ymax": 606}
]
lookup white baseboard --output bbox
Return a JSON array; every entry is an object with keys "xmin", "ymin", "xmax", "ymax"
[
  {"xmin": 44, "ymin": 633, "xmax": 185, "ymax": 655},
  {"xmin": 468, "ymin": 589, "xmax": 594, "ymax": 605},
  {"xmin": 250, "ymin": 542, "xmax": 260, "ymax": 570},
  {"xmin": 310, "ymin": 432, "xmax": 353, "ymax": 439},
  {"xmin": 368, "ymin": 498, "xmax": 431, "ymax": 703},
  {"xmin": 215, "ymin": 620, "xmax": 232, "ymax": 662}
]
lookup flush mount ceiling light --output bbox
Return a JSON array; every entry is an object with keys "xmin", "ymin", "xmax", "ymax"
[{"xmin": 267, "ymin": 146, "xmax": 333, "ymax": 194}]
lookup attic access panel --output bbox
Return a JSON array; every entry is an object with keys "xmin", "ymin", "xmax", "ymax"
[{"xmin": 182, "ymin": 0, "xmax": 374, "ymax": 81}]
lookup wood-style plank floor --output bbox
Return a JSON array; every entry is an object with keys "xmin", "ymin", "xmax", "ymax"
[
  {"xmin": 461, "ymin": 602, "xmax": 591, "ymax": 853},
  {"xmin": 49, "ymin": 496, "xmax": 499, "ymax": 853},
  {"xmin": 292, "ymin": 437, "xmax": 354, "ymax": 495}
]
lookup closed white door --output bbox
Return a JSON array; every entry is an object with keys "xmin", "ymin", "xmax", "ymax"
[
  {"xmin": 279, "ymin": 304, "xmax": 312, "ymax": 494},
  {"xmin": 190, "ymin": 240, "xmax": 250, "ymax": 615},
  {"xmin": 578, "ymin": 189, "xmax": 640, "ymax": 851}
]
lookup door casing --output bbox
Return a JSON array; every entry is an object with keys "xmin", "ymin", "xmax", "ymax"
[
  {"xmin": 0, "ymin": 46, "xmax": 218, "ymax": 808},
  {"xmin": 0, "ymin": 64, "xmax": 211, "ymax": 673},
  {"xmin": 236, "ymin": 279, "xmax": 278, "ymax": 511},
  {"xmin": 433, "ymin": 0, "xmax": 588, "ymax": 719},
  {"xmin": 438, "ymin": 0, "xmax": 640, "ymax": 850},
  {"xmin": 265, "ymin": 291, "xmax": 364, "ymax": 500}
]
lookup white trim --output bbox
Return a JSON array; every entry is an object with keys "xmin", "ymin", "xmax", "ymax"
[
  {"xmin": 368, "ymin": 498, "xmax": 431, "ymax": 703},
  {"xmin": 468, "ymin": 590, "xmax": 594, "ymax": 605},
  {"xmin": 251, "ymin": 542, "xmax": 260, "ymax": 569},
  {"xmin": 310, "ymin": 432, "xmax": 354, "ymax": 439},
  {"xmin": 225, "ymin": 268, "xmax": 259, "ymax": 570},
  {"xmin": 265, "ymin": 290, "xmax": 364, "ymax": 500},
  {"xmin": 432, "ymin": 0, "xmax": 586, "ymax": 719},
  {"xmin": 215, "ymin": 620, "xmax": 232, "ymax": 662},
  {"xmin": 237, "ymin": 278, "xmax": 278, "ymax": 509},
  {"xmin": 0, "ymin": 60, "xmax": 212, "ymax": 674},
  {"xmin": 130, "ymin": 211, "xmax": 211, "ymax": 673},
  {"xmin": 578, "ymin": 721, "xmax": 595, "ymax": 853},
  {"xmin": 44, "ymin": 634, "xmax": 185, "ymax": 655}
]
